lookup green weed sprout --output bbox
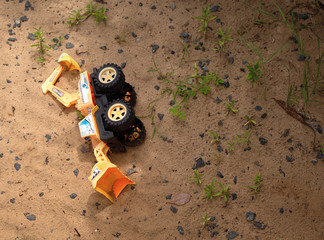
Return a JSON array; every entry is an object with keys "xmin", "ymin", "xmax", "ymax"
[
  {"xmin": 225, "ymin": 101, "xmax": 238, "ymax": 115},
  {"xmin": 215, "ymin": 182, "xmax": 230, "ymax": 203},
  {"xmin": 321, "ymin": 144, "xmax": 324, "ymax": 154},
  {"xmin": 246, "ymin": 60, "xmax": 261, "ymax": 87},
  {"xmin": 51, "ymin": 36, "xmax": 63, "ymax": 48},
  {"xmin": 194, "ymin": 6, "xmax": 217, "ymax": 37},
  {"xmin": 208, "ymin": 130, "xmax": 220, "ymax": 144},
  {"xmin": 214, "ymin": 27, "xmax": 232, "ymax": 52},
  {"xmin": 202, "ymin": 214, "xmax": 211, "ymax": 225},
  {"xmin": 68, "ymin": 2, "xmax": 106, "ymax": 28},
  {"xmin": 226, "ymin": 141, "xmax": 236, "ymax": 152},
  {"xmin": 30, "ymin": 27, "xmax": 51, "ymax": 63},
  {"xmin": 244, "ymin": 115, "xmax": 256, "ymax": 127},
  {"xmin": 76, "ymin": 111, "xmax": 85, "ymax": 120},
  {"xmin": 190, "ymin": 170, "xmax": 203, "ymax": 184},
  {"xmin": 202, "ymin": 178, "xmax": 217, "ymax": 200},
  {"xmin": 248, "ymin": 172, "xmax": 263, "ymax": 193}
]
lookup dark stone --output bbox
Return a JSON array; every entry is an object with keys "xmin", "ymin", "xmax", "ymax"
[
  {"xmin": 170, "ymin": 206, "xmax": 178, "ymax": 213},
  {"xmin": 166, "ymin": 194, "xmax": 172, "ymax": 200},
  {"xmin": 223, "ymin": 81, "xmax": 230, "ymax": 88},
  {"xmin": 151, "ymin": 5, "xmax": 156, "ymax": 10},
  {"xmin": 180, "ymin": 32, "xmax": 190, "ymax": 38},
  {"xmin": 169, "ymin": 100, "xmax": 175, "ymax": 106},
  {"xmin": 280, "ymin": 208, "xmax": 284, "ymax": 214},
  {"xmin": 20, "ymin": 16, "xmax": 28, "ymax": 22},
  {"xmin": 157, "ymin": 113, "xmax": 164, "ymax": 120},
  {"xmin": 193, "ymin": 158, "xmax": 205, "ymax": 169},
  {"xmin": 126, "ymin": 168, "xmax": 136, "ymax": 176},
  {"xmin": 100, "ymin": 46, "xmax": 107, "ymax": 50},
  {"xmin": 45, "ymin": 157, "xmax": 49, "ymax": 165},
  {"xmin": 289, "ymin": 36, "xmax": 298, "ymax": 44},
  {"xmin": 70, "ymin": 193, "xmax": 77, "ymax": 199},
  {"xmin": 73, "ymin": 168, "xmax": 79, "ymax": 176},
  {"xmin": 121, "ymin": 62, "xmax": 126, "ymax": 69},
  {"xmin": 64, "ymin": 34, "xmax": 69, "ymax": 39},
  {"xmin": 228, "ymin": 57, "xmax": 234, "ymax": 64},
  {"xmin": 259, "ymin": 137, "xmax": 268, "ymax": 145},
  {"xmin": 286, "ymin": 156, "xmax": 294, "ymax": 162},
  {"xmin": 246, "ymin": 212, "xmax": 256, "ymax": 222},
  {"xmin": 216, "ymin": 18, "xmax": 221, "ymax": 23},
  {"xmin": 240, "ymin": 68, "xmax": 245, "ymax": 72},
  {"xmin": 25, "ymin": 0, "xmax": 31, "ymax": 8},
  {"xmin": 154, "ymin": 85, "xmax": 160, "ymax": 91},
  {"xmin": 45, "ymin": 134, "xmax": 51, "ymax": 142},
  {"xmin": 152, "ymin": 44, "xmax": 159, "ymax": 53},
  {"xmin": 184, "ymin": 21, "xmax": 189, "ymax": 27},
  {"xmin": 210, "ymin": 216, "xmax": 216, "ymax": 222},
  {"xmin": 297, "ymin": 54, "xmax": 306, "ymax": 61},
  {"xmin": 118, "ymin": 49, "xmax": 123, "ymax": 54},
  {"xmin": 26, "ymin": 214, "xmax": 36, "ymax": 221},
  {"xmin": 315, "ymin": 125, "xmax": 322, "ymax": 134},
  {"xmin": 287, "ymin": 138, "xmax": 292, "ymax": 143},
  {"xmin": 217, "ymin": 146, "xmax": 223, "ymax": 152},
  {"xmin": 8, "ymin": 29, "xmax": 14, "ymax": 35},
  {"xmin": 10, "ymin": 198, "xmax": 15, "ymax": 203},
  {"xmin": 234, "ymin": 176, "xmax": 237, "ymax": 184},
  {"xmin": 6, "ymin": 79, "xmax": 12, "ymax": 83},
  {"xmin": 171, "ymin": 4, "xmax": 176, "ymax": 10},
  {"xmin": 242, "ymin": 60, "xmax": 247, "ymax": 64},
  {"xmin": 39, "ymin": 192, "xmax": 44, "ymax": 197},
  {"xmin": 210, "ymin": 231, "xmax": 219, "ymax": 237},
  {"xmin": 224, "ymin": 74, "xmax": 229, "ymax": 79},
  {"xmin": 14, "ymin": 163, "xmax": 21, "ymax": 171},
  {"xmin": 217, "ymin": 171, "xmax": 224, "ymax": 178},
  {"xmin": 253, "ymin": 221, "xmax": 266, "ymax": 230},
  {"xmin": 317, "ymin": 150, "xmax": 323, "ymax": 159},
  {"xmin": 177, "ymin": 226, "xmax": 184, "ymax": 235},
  {"xmin": 8, "ymin": 38, "xmax": 17, "ymax": 42},
  {"xmin": 261, "ymin": 113, "xmax": 267, "ymax": 119},
  {"xmin": 82, "ymin": 210, "xmax": 86, "ymax": 216},
  {"xmin": 298, "ymin": 13, "xmax": 308, "ymax": 20},
  {"xmin": 27, "ymin": 33, "xmax": 36, "ymax": 40},
  {"xmin": 218, "ymin": 120, "xmax": 223, "ymax": 126},
  {"xmin": 112, "ymin": 232, "xmax": 121, "ymax": 238},
  {"xmin": 65, "ymin": 42, "xmax": 75, "ymax": 49},
  {"xmin": 244, "ymin": 147, "xmax": 251, "ymax": 151},
  {"xmin": 199, "ymin": 133, "xmax": 204, "ymax": 138},
  {"xmin": 227, "ymin": 231, "xmax": 239, "ymax": 239},
  {"xmin": 215, "ymin": 97, "xmax": 222, "ymax": 104},
  {"xmin": 231, "ymin": 193, "xmax": 237, "ymax": 200},
  {"xmin": 255, "ymin": 105, "xmax": 262, "ymax": 111},
  {"xmin": 210, "ymin": 5, "xmax": 219, "ymax": 12}
]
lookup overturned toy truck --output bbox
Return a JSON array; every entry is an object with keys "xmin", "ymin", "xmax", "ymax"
[{"xmin": 42, "ymin": 53, "xmax": 145, "ymax": 202}]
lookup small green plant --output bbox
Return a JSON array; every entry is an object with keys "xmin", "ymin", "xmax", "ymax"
[
  {"xmin": 225, "ymin": 101, "xmax": 238, "ymax": 115},
  {"xmin": 190, "ymin": 170, "xmax": 203, "ymax": 184},
  {"xmin": 236, "ymin": 130, "xmax": 252, "ymax": 145},
  {"xmin": 76, "ymin": 111, "xmax": 85, "ymax": 120},
  {"xmin": 194, "ymin": 6, "xmax": 217, "ymax": 37},
  {"xmin": 244, "ymin": 115, "xmax": 256, "ymax": 127},
  {"xmin": 214, "ymin": 27, "xmax": 232, "ymax": 52},
  {"xmin": 30, "ymin": 27, "xmax": 51, "ymax": 63},
  {"xmin": 226, "ymin": 141, "xmax": 236, "ymax": 152},
  {"xmin": 68, "ymin": 2, "xmax": 107, "ymax": 28},
  {"xmin": 246, "ymin": 60, "xmax": 261, "ymax": 87},
  {"xmin": 208, "ymin": 130, "xmax": 220, "ymax": 144},
  {"xmin": 202, "ymin": 214, "xmax": 211, "ymax": 225},
  {"xmin": 248, "ymin": 172, "xmax": 263, "ymax": 193},
  {"xmin": 202, "ymin": 178, "xmax": 217, "ymax": 200},
  {"xmin": 215, "ymin": 182, "xmax": 230, "ymax": 203},
  {"xmin": 321, "ymin": 144, "xmax": 324, "ymax": 153}
]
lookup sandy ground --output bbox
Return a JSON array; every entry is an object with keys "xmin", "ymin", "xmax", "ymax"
[{"xmin": 0, "ymin": 0, "xmax": 323, "ymax": 239}]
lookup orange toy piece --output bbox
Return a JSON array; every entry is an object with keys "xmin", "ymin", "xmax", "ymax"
[{"xmin": 42, "ymin": 53, "xmax": 144, "ymax": 203}]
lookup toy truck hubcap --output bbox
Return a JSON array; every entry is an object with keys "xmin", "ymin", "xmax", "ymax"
[
  {"xmin": 108, "ymin": 103, "xmax": 127, "ymax": 121},
  {"xmin": 99, "ymin": 67, "xmax": 117, "ymax": 83}
]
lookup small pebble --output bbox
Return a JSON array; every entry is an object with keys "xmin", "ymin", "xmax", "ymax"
[
  {"xmin": 255, "ymin": 106, "xmax": 262, "ymax": 111},
  {"xmin": 45, "ymin": 134, "xmax": 51, "ymax": 142},
  {"xmin": 70, "ymin": 193, "xmax": 77, "ymax": 199},
  {"xmin": 73, "ymin": 168, "xmax": 79, "ymax": 176},
  {"xmin": 10, "ymin": 198, "xmax": 15, "ymax": 203},
  {"xmin": 227, "ymin": 231, "xmax": 239, "ymax": 239},
  {"xmin": 26, "ymin": 214, "xmax": 36, "ymax": 221},
  {"xmin": 240, "ymin": 68, "xmax": 245, "ymax": 72},
  {"xmin": 39, "ymin": 192, "xmax": 44, "ymax": 197},
  {"xmin": 228, "ymin": 57, "xmax": 234, "ymax": 64},
  {"xmin": 20, "ymin": 16, "xmax": 28, "ymax": 22},
  {"xmin": 177, "ymin": 226, "xmax": 184, "ymax": 235},
  {"xmin": 169, "ymin": 100, "xmax": 175, "ymax": 106},
  {"xmin": 259, "ymin": 138, "xmax": 268, "ymax": 145},
  {"xmin": 315, "ymin": 125, "xmax": 322, "ymax": 134},
  {"xmin": 217, "ymin": 146, "xmax": 223, "ymax": 152},
  {"xmin": 154, "ymin": 85, "xmax": 160, "ymax": 91},
  {"xmin": 234, "ymin": 176, "xmax": 237, "ymax": 184},
  {"xmin": 224, "ymin": 74, "xmax": 229, "ymax": 79},
  {"xmin": 64, "ymin": 34, "xmax": 69, "ymax": 39},
  {"xmin": 280, "ymin": 208, "xmax": 284, "ymax": 214},
  {"xmin": 14, "ymin": 163, "xmax": 21, "ymax": 171},
  {"xmin": 246, "ymin": 212, "xmax": 256, "ymax": 222},
  {"xmin": 66, "ymin": 42, "xmax": 74, "ymax": 49},
  {"xmin": 217, "ymin": 171, "xmax": 224, "ymax": 178},
  {"xmin": 180, "ymin": 32, "xmax": 190, "ymax": 39},
  {"xmin": 210, "ymin": 231, "xmax": 219, "ymax": 237},
  {"xmin": 170, "ymin": 206, "xmax": 178, "ymax": 213},
  {"xmin": 100, "ymin": 46, "xmax": 107, "ymax": 50},
  {"xmin": 261, "ymin": 113, "xmax": 267, "ymax": 119},
  {"xmin": 151, "ymin": 5, "xmax": 156, "ymax": 10},
  {"xmin": 118, "ymin": 49, "xmax": 123, "ymax": 54},
  {"xmin": 298, "ymin": 13, "xmax": 308, "ymax": 20},
  {"xmin": 121, "ymin": 62, "xmax": 126, "ymax": 68},
  {"xmin": 157, "ymin": 113, "xmax": 164, "ymax": 120},
  {"xmin": 297, "ymin": 54, "xmax": 306, "ymax": 61},
  {"xmin": 218, "ymin": 120, "xmax": 223, "ymax": 126},
  {"xmin": 210, "ymin": 216, "xmax": 216, "ymax": 222},
  {"xmin": 6, "ymin": 79, "xmax": 12, "ymax": 83},
  {"xmin": 45, "ymin": 157, "xmax": 49, "ymax": 165},
  {"xmin": 126, "ymin": 168, "xmax": 136, "ymax": 176},
  {"xmin": 286, "ymin": 156, "xmax": 294, "ymax": 162},
  {"xmin": 210, "ymin": 5, "xmax": 219, "ymax": 12},
  {"xmin": 152, "ymin": 44, "xmax": 159, "ymax": 53},
  {"xmin": 8, "ymin": 38, "xmax": 17, "ymax": 42},
  {"xmin": 253, "ymin": 221, "xmax": 266, "ymax": 230},
  {"xmin": 27, "ymin": 33, "xmax": 36, "ymax": 40},
  {"xmin": 166, "ymin": 194, "xmax": 172, "ymax": 200},
  {"xmin": 231, "ymin": 193, "xmax": 237, "ymax": 200},
  {"xmin": 317, "ymin": 150, "xmax": 323, "ymax": 159},
  {"xmin": 193, "ymin": 158, "xmax": 205, "ymax": 169}
]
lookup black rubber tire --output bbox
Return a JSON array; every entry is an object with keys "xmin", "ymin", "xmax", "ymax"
[
  {"xmin": 122, "ymin": 82, "xmax": 137, "ymax": 107},
  {"xmin": 103, "ymin": 99, "xmax": 135, "ymax": 132},
  {"xmin": 124, "ymin": 118, "xmax": 146, "ymax": 147},
  {"xmin": 92, "ymin": 63, "xmax": 125, "ymax": 93}
]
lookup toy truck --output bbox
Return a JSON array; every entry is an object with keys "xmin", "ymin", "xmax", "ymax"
[{"xmin": 42, "ymin": 53, "xmax": 145, "ymax": 202}]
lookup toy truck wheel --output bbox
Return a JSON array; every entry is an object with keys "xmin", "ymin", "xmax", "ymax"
[
  {"xmin": 103, "ymin": 99, "xmax": 135, "ymax": 132},
  {"xmin": 122, "ymin": 82, "xmax": 137, "ymax": 107},
  {"xmin": 124, "ymin": 118, "xmax": 146, "ymax": 147},
  {"xmin": 93, "ymin": 63, "xmax": 125, "ymax": 93}
]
